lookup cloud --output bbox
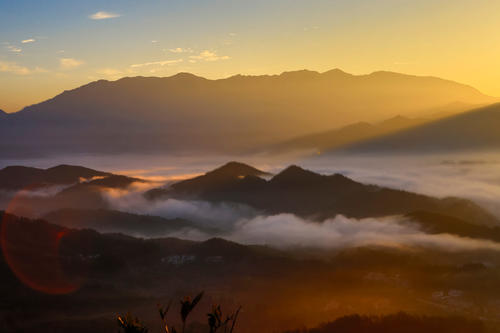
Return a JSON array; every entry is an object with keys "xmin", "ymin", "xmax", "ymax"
[
  {"xmin": 103, "ymin": 185, "xmax": 258, "ymax": 230},
  {"xmin": 394, "ymin": 61, "xmax": 415, "ymax": 65},
  {"xmin": 21, "ymin": 38, "xmax": 35, "ymax": 44},
  {"xmin": 96, "ymin": 68, "xmax": 123, "ymax": 78},
  {"xmin": 99, "ymin": 182, "xmax": 500, "ymax": 252},
  {"xmin": 226, "ymin": 214, "xmax": 500, "ymax": 251},
  {"xmin": 130, "ymin": 59, "xmax": 183, "ymax": 68},
  {"xmin": 89, "ymin": 11, "xmax": 121, "ymax": 20},
  {"xmin": 59, "ymin": 58, "xmax": 84, "ymax": 69},
  {"xmin": 0, "ymin": 61, "xmax": 29, "ymax": 75},
  {"xmin": 6, "ymin": 45, "xmax": 22, "ymax": 53},
  {"xmin": 308, "ymin": 153, "xmax": 500, "ymax": 219},
  {"xmin": 303, "ymin": 26, "xmax": 320, "ymax": 31},
  {"xmin": 190, "ymin": 50, "xmax": 230, "ymax": 62},
  {"xmin": 0, "ymin": 61, "xmax": 47, "ymax": 75},
  {"xmin": 169, "ymin": 47, "xmax": 193, "ymax": 54}
]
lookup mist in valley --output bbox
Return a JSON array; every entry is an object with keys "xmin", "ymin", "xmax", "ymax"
[{"xmin": 4, "ymin": 150, "xmax": 500, "ymax": 217}]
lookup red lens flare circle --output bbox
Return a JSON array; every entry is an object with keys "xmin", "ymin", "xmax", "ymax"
[{"xmin": 1, "ymin": 185, "xmax": 88, "ymax": 294}]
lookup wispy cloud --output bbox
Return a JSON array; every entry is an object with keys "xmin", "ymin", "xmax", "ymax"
[
  {"xmin": 0, "ymin": 61, "xmax": 47, "ymax": 75},
  {"xmin": 6, "ymin": 45, "xmax": 22, "ymax": 53},
  {"xmin": 96, "ymin": 68, "xmax": 123, "ymax": 80},
  {"xmin": 130, "ymin": 59, "xmax": 183, "ymax": 68},
  {"xmin": 21, "ymin": 38, "xmax": 35, "ymax": 44},
  {"xmin": 303, "ymin": 26, "xmax": 320, "ymax": 31},
  {"xmin": 0, "ymin": 61, "xmax": 29, "ymax": 75},
  {"xmin": 169, "ymin": 47, "xmax": 193, "ymax": 54},
  {"xmin": 89, "ymin": 11, "xmax": 121, "ymax": 20},
  {"xmin": 394, "ymin": 61, "xmax": 416, "ymax": 66},
  {"xmin": 59, "ymin": 58, "xmax": 84, "ymax": 69},
  {"xmin": 190, "ymin": 50, "xmax": 230, "ymax": 62},
  {"xmin": 97, "ymin": 68, "xmax": 122, "ymax": 76}
]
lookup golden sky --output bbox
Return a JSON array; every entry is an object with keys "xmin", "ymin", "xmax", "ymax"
[{"xmin": 1, "ymin": 0, "xmax": 499, "ymax": 112}]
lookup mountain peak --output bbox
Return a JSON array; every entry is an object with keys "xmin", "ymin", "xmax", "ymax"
[
  {"xmin": 322, "ymin": 68, "xmax": 352, "ymax": 77},
  {"xmin": 45, "ymin": 164, "xmax": 108, "ymax": 176},
  {"xmin": 0, "ymin": 109, "xmax": 6, "ymax": 116},
  {"xmin": 271, "ymin": 165, "xmax": 323, "ymax": 184},
  {"xmin": 209, "ymin": 161, "xmax": 268, "ymax": 178},
  {"xmin": 169, "ymin": 72, "xmax": 205, "ymax": 81},
  {"xmin": 379, "ymin": 115, "xmax": 413, "ymax": 127},
  {"xmin": 279, "ymin": 69, "xmax": 320, "ymax": 79},
  {"xmin": 368, "ymin": 70, "xmax": 408, "ymax": 77},
  {"xmin": 170, "ymin": 162, "xmax": 269, "ymax": 194},
  {"xmin": 0, "ymin": 165, "xmax": 42, "ymax": 173}
]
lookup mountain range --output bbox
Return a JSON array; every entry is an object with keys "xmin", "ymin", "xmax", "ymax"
[
  {"xmin": 0, "ymin": 70, "xmax": 496, "ymax": 157},
  {"xmin": 2, "ymin": 162, "xmax": 499, "ymax": 238},
  {"xmin": 147, "ymin": 162, "xmax": 498, "ymax": 226}
]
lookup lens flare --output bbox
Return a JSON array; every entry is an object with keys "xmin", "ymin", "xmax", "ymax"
[{"xmin": 0, "ymin": 186, "xmax": 87, "ymax": 294}]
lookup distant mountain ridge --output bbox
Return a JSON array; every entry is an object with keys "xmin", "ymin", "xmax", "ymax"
[
  {"xmin": 0, "ymin": 165, "xmax": 110, "ymax": 190},
  {"xmin": 0, "ymin": 69, "xmax": 496, "ymax": 157},
  {"xmin": 336, "ymin": 103, "xmax": 500, "ymax": 153},
  {"xmin": 272, "ymin": 115, "xmax": 429, "ymax": 152}
]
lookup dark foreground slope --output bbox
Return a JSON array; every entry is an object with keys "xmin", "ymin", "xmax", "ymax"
[
  {"xmin": 284, "ymin": 313, "xmax": 485, "ymax": 333},
  {"xmin": 2, "ymin": 211, "xmax": 500, "ymax": 333},
  {"xmin": 42, "ymin": 208, "xmax": 204, "ymax": 238}
]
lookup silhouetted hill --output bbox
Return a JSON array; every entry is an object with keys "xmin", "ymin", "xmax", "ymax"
[
  {"xmin": 337, "ymin": 103, "xmax": 500, "ymax": 153},
  {"xmin": 147, "ymin": 163, "xmax": 498, "ymax": 226},
  {"xmin": 0, "ymin": 165, "xmax": 110, "ymax": 190},
  {"xmin": 159, "ymin": 162, "xmax": 271, "ymax": 197},
  {"xmin": 284, "ymin": 312, "xmax": 485, "ymax": 333},
  {"xmin": 0, "ymin": 109, "xmax": 6, "ymax": 117},
  {"xmin": 0, "ymin": 165, "xmax": 145, "ymax": 218},
  {"xmin": 406, "ymin": 211, "xmax": 500, "ymax": 241},
  {"xmin": 270, "ymin": 165, "xmax": 328, "ymax": 185},
  {"xmin": 0, "ymin": 210, "xmax": 288, "ymax": 278},
  {"xmin": 0, "ymin": 70, "xmax": 496, "ymax": 157}
]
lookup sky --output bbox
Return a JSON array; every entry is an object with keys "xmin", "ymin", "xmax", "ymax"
[{"xmin": 1, "ymin": 0, "xmax": 499, "ymax": 112}]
